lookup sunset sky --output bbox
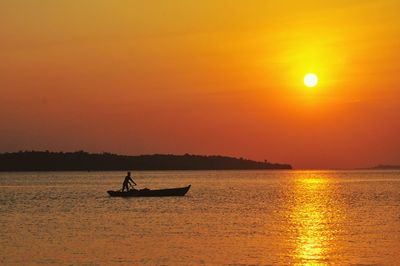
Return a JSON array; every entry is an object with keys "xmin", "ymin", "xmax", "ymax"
[{"xmin": 1, "ymin": 1, "xmax": 400, "ymax": 169}]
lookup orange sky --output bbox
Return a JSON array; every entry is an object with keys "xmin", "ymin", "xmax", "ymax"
[{"xmin": 1, "ymin": 1, "xmax": 400, "ymax": 169}]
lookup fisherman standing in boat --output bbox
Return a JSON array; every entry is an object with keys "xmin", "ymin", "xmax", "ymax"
[{"xmin": 122, "ymin": 171, "xmax": 136, "ymax": 192}]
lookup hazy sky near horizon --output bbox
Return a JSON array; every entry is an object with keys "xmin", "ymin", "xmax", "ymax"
[{"xmin": 1, "ymin": 1, "xmax": 400, "ymax": 169}]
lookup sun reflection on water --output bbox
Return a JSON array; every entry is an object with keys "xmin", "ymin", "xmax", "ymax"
[{"xmin": 291, "ymin": 173, "xmax": 338, "ymax": 265}]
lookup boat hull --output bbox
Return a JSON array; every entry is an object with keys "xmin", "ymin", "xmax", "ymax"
[{"xmin": 107, "ymin": 185, "xmax": 191, "ymax": 197}]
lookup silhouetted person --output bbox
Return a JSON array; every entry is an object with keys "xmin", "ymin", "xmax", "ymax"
[{"xmin": 122, "ymin": 171, "xmax": 136, "ymax": 192}]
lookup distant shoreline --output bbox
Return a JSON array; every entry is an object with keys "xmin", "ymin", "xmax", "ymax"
[
  {"xmin": 0, "ymin": 151, "xmax": 292, "ymax": 172},
  {"xmin": 359, "ymin": 165, "xmax": 400, "ymax": 170}
]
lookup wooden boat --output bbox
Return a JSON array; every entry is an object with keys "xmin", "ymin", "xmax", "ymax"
[{"xmin": 107, "ymin": 185, "xmax": 191, "ymax": 197}]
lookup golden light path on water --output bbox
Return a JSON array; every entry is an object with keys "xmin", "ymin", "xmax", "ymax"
[{"xmin": 290, "ymin": 173, "xmax": 343, "ymax": 265}]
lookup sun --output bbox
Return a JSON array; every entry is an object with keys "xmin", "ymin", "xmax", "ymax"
[{"xmin": 304, "ymin": 73, "xmax": 318, "ymax": 87}]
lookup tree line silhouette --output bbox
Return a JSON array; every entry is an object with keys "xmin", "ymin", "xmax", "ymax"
[{"xmin": 0, "ymin": 151, "xmax": 292, "ymax": 171}]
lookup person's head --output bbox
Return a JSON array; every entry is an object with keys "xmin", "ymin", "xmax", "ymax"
[{"xmin": 127, "ymin": 171, "xmax": 131, "ymax": 176}]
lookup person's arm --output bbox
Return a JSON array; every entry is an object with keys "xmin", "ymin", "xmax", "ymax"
[{"xmin": 129, "ymin": 177, "xmax": 137, "ymax": 186}]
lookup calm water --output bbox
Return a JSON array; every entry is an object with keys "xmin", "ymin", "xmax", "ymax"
[{"xmin": 1, "ymin": 170, "xmax": 400, "ymax": 265}]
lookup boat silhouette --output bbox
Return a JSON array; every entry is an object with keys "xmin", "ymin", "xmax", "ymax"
[{"xmin": 107, "ymin": 185, "xmax": 191, "ymax": 197}]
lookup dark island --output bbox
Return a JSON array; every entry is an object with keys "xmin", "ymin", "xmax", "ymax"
[{"xmin": 0, "ymin": 151, "xmax": 292, "ymax": 171}]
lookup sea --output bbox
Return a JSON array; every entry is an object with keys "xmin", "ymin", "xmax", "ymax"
[{"xmin": 1, "ymin": 170, "xmax": 399, "ymax": 265}]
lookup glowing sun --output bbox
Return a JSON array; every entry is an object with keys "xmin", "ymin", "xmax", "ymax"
[{"xmin": 304, "ymin": 73, "xmax": 318, "ymax": 87}]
